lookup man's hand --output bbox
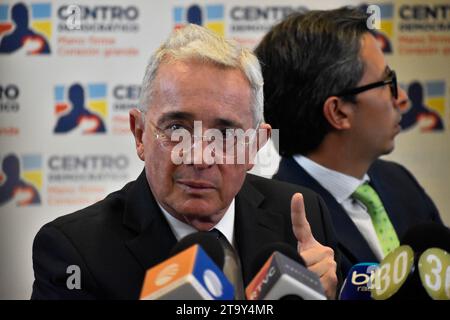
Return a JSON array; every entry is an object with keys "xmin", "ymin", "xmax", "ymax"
[
  {"xmin": 21, "ymin": 36, "xmax": 45, "ymax": 55},
  {"xmin": 291, "ymin": 193, "xmax": 337, "ymax": 299}
]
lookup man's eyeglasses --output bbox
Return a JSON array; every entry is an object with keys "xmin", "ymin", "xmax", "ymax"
[
  {"xmin": 334, "ymin": 69, "xmax": 398, "ymax": 100},
  {"xmin": 146, "ymin": 120, "xmax": 260, "ymax": 161}
]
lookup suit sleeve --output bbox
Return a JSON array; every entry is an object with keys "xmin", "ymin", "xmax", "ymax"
[{"xmin": 31, "ymin": 224, "xmax": 99, "ymax": 300}]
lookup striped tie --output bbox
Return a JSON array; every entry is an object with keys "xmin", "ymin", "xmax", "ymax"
[
  {"xmin": 352, "ymin": 183, "xmax": 400, "ymax": 256},
  {"xmin": 209, "ymin": 228, "xmax": 245, "ymax": 300}
]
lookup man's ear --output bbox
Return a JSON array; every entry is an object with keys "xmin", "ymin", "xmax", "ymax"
[
  {"xmin": 322, "ymin": 96, "xmax": 352, "ymax": 130},
  {"xmin": 246, "ymin": 123, "xmax": 272, "ymax": 171},
  {"xmin": 129, "ymin": 108, "xmax": 145, "ymax": 161}
]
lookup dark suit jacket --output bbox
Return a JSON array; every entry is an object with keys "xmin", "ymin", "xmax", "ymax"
[
  {"xmin": 273, "ymin": 157, "xmax": 443, "ymax": 277},
  {"xmin": 31, "ymin": 170, "xmax": 340, "ymax": 299}
]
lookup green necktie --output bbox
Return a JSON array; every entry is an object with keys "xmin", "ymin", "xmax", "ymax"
[{"xmin": 352, "ymin": 183, "xmax": 400, "ymax": 256}]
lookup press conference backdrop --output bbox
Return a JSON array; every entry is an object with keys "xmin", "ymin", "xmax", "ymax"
[{"xmin": 0, "ymin": 0, "xmax": 448, "ymax": 299}]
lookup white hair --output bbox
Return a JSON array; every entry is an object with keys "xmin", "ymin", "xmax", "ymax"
[{"xmin": 138, "ymin": 24, "xmax": 264, "ymax": 126}]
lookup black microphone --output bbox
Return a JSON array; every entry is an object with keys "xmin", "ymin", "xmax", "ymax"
[
  {"xmin": 140, "ymin": 232, "xmax": 233, "ymax": 300},
  {"xmin": 402, "ymin": 222, "xmax": 450, "ymax": 253},
  {"xmin": 245, "ymin": 242, "xmax": 326, "ymax": 300},
  {"xmin": 371, "ymin": 223, "xmax": 450, "ymax": 300},
  {"xmin": 169, "ymin": 231, "xmax": 225, "ymax": 269}
]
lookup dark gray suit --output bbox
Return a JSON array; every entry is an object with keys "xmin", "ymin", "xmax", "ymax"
[{"xmin": 31, "ymin": 170, "xmax": 340, "ymax": 299}]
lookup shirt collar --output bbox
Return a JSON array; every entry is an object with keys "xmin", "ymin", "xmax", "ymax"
[
  {"xmin": 159, "ymin": 199, "xmax": 235, "ymax": 246},
  {"xmin": 293, "ymin": 155, "xmax": 369, "ymax": 203}
]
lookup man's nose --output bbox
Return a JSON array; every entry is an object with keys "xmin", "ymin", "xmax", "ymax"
[
  {"xmin": 191, "ymin": 139, "xmax": 215, "ymax": 169},
  {"xmin": 394, "ymin": 86, "xmax": 409, "ymax": 112}
]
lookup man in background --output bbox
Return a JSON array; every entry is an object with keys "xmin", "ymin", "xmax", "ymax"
[{"xmin": 255, "ymin": 7, "xmax": 443, "ymax": 276}]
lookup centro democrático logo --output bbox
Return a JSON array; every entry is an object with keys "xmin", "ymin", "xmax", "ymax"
[
  {"xmin": 0, "ymin": 2, "xmax": 51, "ymax": 54},
  {"xmin": 400, "ymin": 80, "xmax": 446, "ymax": 132},
  {"xmin": 54, "ymin": 83, "xmax": 107, "ymax": 134},
  {"xmin": 173, "ymin": 4, "xmax": 224, "ymax": 36},
  {"xmin": 360, "ymin": 3, "xmax": 394, "ymax": 53},
  {"xmin": 0, "ymin": 153, "xmax": 42, "ymax": 206}
]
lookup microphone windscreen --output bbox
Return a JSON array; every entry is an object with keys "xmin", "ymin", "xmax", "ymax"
[
  {"xmin": 401, "ymin": 222, "xmax": 450, "ymax": 252},
  {"xmin": 170, "ymin": 232, "xmax": 225, "ymax": 269},
  {"xmin": 339, "ymin": 263, "xmax": 379, "ymax": 300},
  {"xmin": 141, "ymin": 244, "xmax": 234, "ymax": 300},
  {"xmin": 249, "ymin": 242, "xmax": 304, "ymax": 279},
  {"xmin": 246, "ymin": 243, "xmax": 326, "ymax": 300}
]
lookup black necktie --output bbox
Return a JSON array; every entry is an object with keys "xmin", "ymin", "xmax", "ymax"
[{"xmin": 209, "ymin": 228, "xmax": 245, "ymax": 300}]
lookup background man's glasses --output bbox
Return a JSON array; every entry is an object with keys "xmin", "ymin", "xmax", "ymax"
[{"xmin": 334, "ymin": 69, "xmax": 398, "ymax": 100}]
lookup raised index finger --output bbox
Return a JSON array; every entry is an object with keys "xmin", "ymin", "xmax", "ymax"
[{"xmin": 291, "ymin": 192, "xmax": 317, "ymax": 251}]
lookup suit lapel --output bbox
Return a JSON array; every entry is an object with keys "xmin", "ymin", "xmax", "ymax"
[
  {"xmin": 123, "ymin": 170, "xmax": 177, "ymax": 271},
  {"xmin": 276, "ymin": 157, "xmax": 378, "ymax": 263},
  {"xmin": 234, "ymin": 177, "xmax": 287, "ymax": 285}
]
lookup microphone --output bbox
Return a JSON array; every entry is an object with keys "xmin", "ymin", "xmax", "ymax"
[
  {"xmin": 172, "ymin": 230, "xmax": 246, "ymax": 300},
  {"xmin": 169, "ymin": 231, "xmax": 225, "ymax": 269},
  {"xmin": 402, "ymin": 222, "xmax": 450, "ymax": 253},
  {"xmin": 245, "ymin": 242, "xmax": 327, "ymax": 300},
  {"xmin": 339, "ymin": 263, "xmax": 379, "ymax": 300},
  {"xmin": 371, "ymin": 223, "xmax": 450, "ymax": 300},
  {"xmin": 140, "ymin": 232, "xmax": 234, "ymax": 300}
]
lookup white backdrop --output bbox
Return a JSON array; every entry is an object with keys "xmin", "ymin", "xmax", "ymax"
[{"xmin": 0, "ymin": 0, "xmax": 449, "ymax": 299}]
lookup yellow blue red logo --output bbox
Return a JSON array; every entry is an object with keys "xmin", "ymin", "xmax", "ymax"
[
  {"xmin": 400, "ymin": 80, "xmax": 446, "ymax": 132},
  {"xmin": 0, "ymin": 2, "xmax": 51, "ymax": 54},
  {"xmin": 359, "ymin": 3, "xmax": 393, "ymax": 53},
  {"xmin": 377, "ymin": 3, "xmax": 394, "ymax": 53},
  {"xmin": 0, "ymin": 153, "xmax": 42, "ymax": 206},
  {"xmin": 173, "ymin": 4, "xmax": 224, "ymax": 36},
  {"xmin": 54, "ymin": 83, "xmax": 107, "ymax": 134}
]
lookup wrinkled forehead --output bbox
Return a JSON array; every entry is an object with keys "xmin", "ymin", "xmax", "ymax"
[{"xmin": 149, "ymin": 60, "xmax": 254, "ymax": 128}]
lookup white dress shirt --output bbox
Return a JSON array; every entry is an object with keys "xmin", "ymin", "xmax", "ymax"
[
  {"xmin": 159, "ymin": 199, "xmax": 236, "ymax": 249},
  {"xmin": 293, "ymin": 155, "xmax": 385, "ymax": 260}
]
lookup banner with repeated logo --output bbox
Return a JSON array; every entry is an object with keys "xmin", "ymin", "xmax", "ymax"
[{"xmin": 0, "ymin": 0, "xmax": 448, "ymax": 299}]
